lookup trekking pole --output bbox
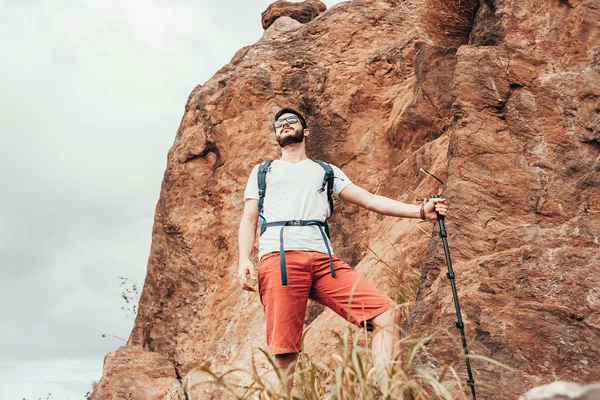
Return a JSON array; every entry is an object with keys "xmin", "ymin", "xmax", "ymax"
[{"xmin": 420, "ymin": 168, "xmax": 476, "ymax": 400}]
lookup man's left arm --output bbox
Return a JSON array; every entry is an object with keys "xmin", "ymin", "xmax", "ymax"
[{"xmin": 338, "ymin": 183, "xmax": 448, "ymax": 220}]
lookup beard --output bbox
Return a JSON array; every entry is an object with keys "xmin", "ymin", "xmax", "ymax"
[{"xmin": 275, "ymin": 126, "xmax": 305, "ymax": 147}]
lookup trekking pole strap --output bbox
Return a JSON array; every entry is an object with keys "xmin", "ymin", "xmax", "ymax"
[{"xmin": 262, "ymin": 220, "xmax": 334, "ymax": 286}]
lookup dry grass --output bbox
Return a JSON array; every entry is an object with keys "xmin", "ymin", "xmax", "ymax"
[
  {"xmin": 192, "ymin": 325, "xmax": 505, "ymax": 399},
  {"xmin": 400, "ymin": 0, "xmax": 480, "ymax": 48}
]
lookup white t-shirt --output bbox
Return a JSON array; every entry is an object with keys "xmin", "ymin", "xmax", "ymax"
[{"xmin": 243, "ymin": 159, "xmax": 353, "ymax": 260}]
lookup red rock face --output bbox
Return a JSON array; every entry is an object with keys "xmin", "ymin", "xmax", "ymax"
[
  {"xmin": 93, "ymin": 0, "xmax": 600, "ymax": 398},
  {"xmin": 405, "ymin": 0, "xmax": 600, "ymax": 397}
]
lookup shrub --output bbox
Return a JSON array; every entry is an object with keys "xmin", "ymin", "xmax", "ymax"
[{"xmin": 401, "ymin": 0, "xmax": 480, "ymax": 48}]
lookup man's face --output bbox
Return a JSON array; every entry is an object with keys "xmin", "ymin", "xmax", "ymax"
[{"xmin": 274, "ymin": 113, "xmax": 305, "ymax": 148}]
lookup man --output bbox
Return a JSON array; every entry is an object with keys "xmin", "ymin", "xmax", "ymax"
[{"xmin": 237, "ymin": 108, "xmax": 448, "ymax": 394}]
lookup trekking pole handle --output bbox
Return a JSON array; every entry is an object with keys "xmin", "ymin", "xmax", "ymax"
[{"xmin": 433, "ymin": 194, "xmax": 445, "ymax": 221}]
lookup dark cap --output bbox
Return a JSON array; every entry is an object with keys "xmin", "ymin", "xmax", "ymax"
[{"xmin": 274, "ymin": 108, "xmax": 307, "ymax": 128}]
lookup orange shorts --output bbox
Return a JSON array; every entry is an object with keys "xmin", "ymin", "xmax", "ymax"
[{"xmin": 258, "ymin": 250, "xmax": 396, "ymax": 355}]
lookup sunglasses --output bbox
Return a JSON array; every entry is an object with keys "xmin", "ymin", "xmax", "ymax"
[{"xmin": 273, "ymin": 116, "xmax": 299, "ymax": 128}]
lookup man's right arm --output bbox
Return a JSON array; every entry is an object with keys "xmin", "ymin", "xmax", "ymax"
[{"xmin": 237, "ymin": 198, "xmax": 259, "ymax": 291}]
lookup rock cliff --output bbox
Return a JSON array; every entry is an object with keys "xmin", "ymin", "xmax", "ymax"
[{"xmin": 92, "ymin": 0, "xmax": 600, "ymax": 399}]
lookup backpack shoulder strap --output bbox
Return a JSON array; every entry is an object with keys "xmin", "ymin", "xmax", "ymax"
[
  {"xmin": 257, "ymin": 159, "xmax": 273, "ymax": 216},
  {"xmin": 313, "ymin": 160, "xmax": 335, "ymax": 217}
]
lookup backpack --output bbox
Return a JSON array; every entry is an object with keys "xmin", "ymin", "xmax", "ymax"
[{"xmin": 255, "ymin": 159, "xmax": 336, "ymax": 285}]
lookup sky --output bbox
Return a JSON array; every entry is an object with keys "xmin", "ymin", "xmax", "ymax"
[{"xmin": 0, "ymin": 1, "xmax": 344, "ymax": 399}]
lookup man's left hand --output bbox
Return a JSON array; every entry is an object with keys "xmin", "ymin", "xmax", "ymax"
[{"xmin": 424, "ymin": 197, "xmax": 448, "ymax": 220}]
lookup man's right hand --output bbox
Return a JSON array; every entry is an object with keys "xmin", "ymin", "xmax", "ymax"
[{"xmin": 237, "ymin": 259, "xmax": 257, "ymax": 292}]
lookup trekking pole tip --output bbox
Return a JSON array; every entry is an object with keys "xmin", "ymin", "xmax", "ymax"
[{"xmin": 419, "ymin": 167, "xmax": 446, "ymax": 186}]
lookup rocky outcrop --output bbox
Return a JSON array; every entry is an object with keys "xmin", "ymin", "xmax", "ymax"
[
  {"xmin": 520, "ymin": 381, "xmax": 600, "ymax": 400},
  {"xmin": 261, "ymin": 0, "xmax": 326, "ymax": 30},
  {"xmin": 91, "ymin": 346, "xmax": 184, "ymax": 400},
  {"xmin": 93, "ymin": 0, "xmax": 600, "ymax": 398}
]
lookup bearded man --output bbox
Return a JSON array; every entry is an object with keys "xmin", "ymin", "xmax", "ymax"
[{"xmin": 237, "ymin": 108, "xmax": 448, "ymax": 394}]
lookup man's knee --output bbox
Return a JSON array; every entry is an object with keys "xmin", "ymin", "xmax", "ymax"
[{"xmin": 370, "ymin": 305, "xmax": 402, "ymax": 329}]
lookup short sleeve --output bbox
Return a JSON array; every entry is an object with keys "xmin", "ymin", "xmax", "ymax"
[
  {"xmin": 331, "ymin": 164, "xmax": 353, "ymax": 196},
  {"xmin": 243, "ymin": 165, "xmax": 260, "ymax": 200}
]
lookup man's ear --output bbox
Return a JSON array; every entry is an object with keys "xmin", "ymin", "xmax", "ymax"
[{"xmin": 303, "ymin": 128, "xmax": 310, "ymax": 137}]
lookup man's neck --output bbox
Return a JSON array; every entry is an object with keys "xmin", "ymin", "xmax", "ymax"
[{"xmin": 280, "ymin": 143, "xmax": 308, "ymax": 163}]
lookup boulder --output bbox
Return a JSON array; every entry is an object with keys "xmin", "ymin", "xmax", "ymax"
[
  {"xmin": 91, "ymin": 346, "xmax": 184, "ymax": 400},
  {"xmin": 520, "ymin": 381, "xmax": 600, "ymax": 400},
  {"xmin": 261, "ymin": 0, "xmax": 327, "ymax": 30}
]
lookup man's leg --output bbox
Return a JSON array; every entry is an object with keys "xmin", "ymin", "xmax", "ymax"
[
  {"xmin": 370, "ymin": 306, "xmax": 402, "ymax": 394},
  {"xmin": 275, "ymin": 352, "xmax": 299, "ymax": 394},
  {"xmin": 258, "ymin": 251, "xmax": 311, "ymax": 395},
  {"xmin": 308, "ymin": 253, "xmax": 399, "ymax": 393}
]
